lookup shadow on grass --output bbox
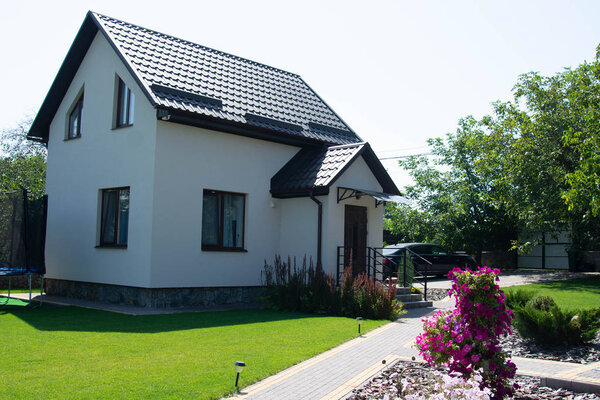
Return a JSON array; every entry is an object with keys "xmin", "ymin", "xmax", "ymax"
[
  {"xmin": 522, "ymin": 277, "xmax": 600, "ymax": 293},
  {"xmin": 0, "ymin": 305, "xmax": 330, "ymax": 333}
]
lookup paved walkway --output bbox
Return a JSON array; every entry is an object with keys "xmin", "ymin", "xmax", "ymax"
[
  {"xmin": 6, "ymin": 271, "xmax": 600, "ymax": 398},
  {"xmin": 225, "ymin": 297, "xmax": 600, "ymax": 399}
]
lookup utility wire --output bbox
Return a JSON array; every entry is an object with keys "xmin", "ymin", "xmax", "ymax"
[{"xmin": 378, "ymin": 153, "xmax": 432, "ymax": 160}]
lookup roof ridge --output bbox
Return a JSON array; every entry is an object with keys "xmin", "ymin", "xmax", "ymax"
[{"xmin": 91, "ymin": 11, "xmax": 302, "ymax": 79}]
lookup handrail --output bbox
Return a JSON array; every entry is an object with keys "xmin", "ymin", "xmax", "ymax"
[
  {"xmin": 335, "ymin": 246, "xmax": 430, "ymax": 301},
  {"xmin": 403, "ymin": 247, "xmax": 432, "ymax": 301}
]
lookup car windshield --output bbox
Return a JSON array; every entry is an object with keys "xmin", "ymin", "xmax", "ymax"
[{"xmin": 430, "ymin": 246, "xmax": 449, "ymax": 255}]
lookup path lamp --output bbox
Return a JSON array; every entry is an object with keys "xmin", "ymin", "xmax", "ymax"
[
  {"xmin": 357, "ymin": 317, "xmax": 363, "ymax": 335},
  {"xmin": 234, "ymin": 361, "xmax": 246, "ymax": 391}
]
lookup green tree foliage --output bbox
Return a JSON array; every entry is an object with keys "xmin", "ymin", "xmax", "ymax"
[
  {"xmin": 387, "ymin": 117, "xmax": 518, "ymax": 260},
  {"xmin": 389, "ymin": 45, "xmax": 600, "ymax": 253},
  {"xmin": 0, "ymin": 118, "xmax": 46, "ymax": 198}
]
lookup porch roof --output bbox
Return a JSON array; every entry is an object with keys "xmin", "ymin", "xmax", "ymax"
[{"xmin": 270, "ymin": 142, "xmax": 401, "ymax": 198}]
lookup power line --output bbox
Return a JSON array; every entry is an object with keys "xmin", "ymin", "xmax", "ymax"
[{"xmin": 378, "ymin": 153, "xmax": 432, "ymax": 160}]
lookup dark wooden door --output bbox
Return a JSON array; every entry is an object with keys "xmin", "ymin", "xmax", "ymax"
[{"xmin": 344, "ymin": 205, "xmax": 367, "ymax": 275}]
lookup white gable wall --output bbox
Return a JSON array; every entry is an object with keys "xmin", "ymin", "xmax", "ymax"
[
  {"xmin": 45, "ymin": 32, "xmax": 157, "ymax": 287},
  {"xmin": 150, "ymin": 122, "xmax": 299, "ymax": 287}
]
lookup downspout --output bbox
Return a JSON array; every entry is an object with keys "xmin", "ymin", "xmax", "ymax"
[{"xmin": 309, "ymin": 191, "xmax": 323, "ymax": 270}]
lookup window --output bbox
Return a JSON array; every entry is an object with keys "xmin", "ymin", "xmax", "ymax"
[
  {"xmin": 100, "ymin": 187, "xmax": 130, "ymax": 246},
  {"xmin": 67, "ymin": 93, "xmax": 84, "ymax": 139},
  {"xmin": 115, "ymin": 78, "xmax": 134, "ymax": 127},
  {"xmin": 202, "ymin": 190, "xmax": 245, "ymax": 250}
]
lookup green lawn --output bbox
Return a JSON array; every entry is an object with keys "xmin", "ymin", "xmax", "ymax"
[
  {"xmin": 0, "ymin": 304, "xmax": 387, "ymax": 399},
  {"xmin": 503, "ymin": 277, "xmax": 600, "ymax": 310}
]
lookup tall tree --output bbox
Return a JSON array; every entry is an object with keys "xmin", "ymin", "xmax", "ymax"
[{"xmin": 0, "ymin": 118, "xmax": 46, "ymax": 198}]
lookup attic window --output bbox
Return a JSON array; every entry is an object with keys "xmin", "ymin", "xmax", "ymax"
[
  {"xmin": 67, "ymin": 92, "xmax": 84, "ymax": 140},
  {"xmin": 115, "ymin": 77, "xmax": 135, "ymax": 128}
]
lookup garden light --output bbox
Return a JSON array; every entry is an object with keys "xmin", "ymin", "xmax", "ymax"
[
  {"xmin": 234, "ymin": 361, "xmax": 246, "ymax": 391},
  {"xmin": 357, "ymin": 317, "xmax": 363, "ymax": 335}
]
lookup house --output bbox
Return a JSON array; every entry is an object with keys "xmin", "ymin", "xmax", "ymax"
[{"xmin": 27, "ymin": 12, "xmax": 401, "ymax": 307}]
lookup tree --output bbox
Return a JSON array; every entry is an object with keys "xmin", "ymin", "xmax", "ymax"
[
  {"xmin": 0, "ymin": 118, "xmax": 46, "ymax": 198},
  {"xmin": 389, "ymin": 117, "xmax": 518, "ymax": 261},
  {"xmin": 486, "ymin": 46, "xmax": 600, "ymax": 251},
  {"xmin": 389, "ymin": 44, "xmax": 600, "ymax": 256}
]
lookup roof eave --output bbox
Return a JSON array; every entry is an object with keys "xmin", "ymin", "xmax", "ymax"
[
  {"xmin": 27, "ymin": 12, "xmax": 99, "ymax": 143},
  {"xmin": 360, "ymin": 144, "xmax": 401, "ymax": 195},
  {"xmin": 158, "ymin": 107, "xmax": 337, "ymax": 148},
  {"xmin": 270, "ymin": 187, "xmax": 329, "ymax": 199},
  {"xmin": 27, "ymin": 11, "xmax": 159, "ymax": 144}
]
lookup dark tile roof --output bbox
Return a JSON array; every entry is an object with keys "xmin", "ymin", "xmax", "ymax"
[
  {"xmin": 271, "ymin": 143, "xmax": 401, "ymax": 197},
  {"xmin": 28, "ymin": 11, "xmax": 361, "ymax": 146}
]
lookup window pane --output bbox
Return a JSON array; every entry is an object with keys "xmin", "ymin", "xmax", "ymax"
[
  {"xmin": 127, "ymin": 90, "xmax": 135, "ymax": 124},
  {"xmin": 202, "ymin": 192, "xmax": 221, "ymax": 246},
  {"xmin": 101, "ymin": 190, "xmax": 117, "ymax": 244},
  {"xmin": 118, "ymin": 189, "xmax": 129, "ymax": 245},
  {"xmin": 223, "ymin": 194, "xmax": 244, "ymax": 248},
  {"xmin": 118, "ymin": 81, "xmax": 127, "ymax": 126},
  {"xmin": 68, "ymin": 98, "xmax": 82, "ymax": 138}
]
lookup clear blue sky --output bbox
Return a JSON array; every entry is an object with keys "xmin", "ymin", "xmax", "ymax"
[{"xmin": 1, "ymin": 0, "xmax": 599, "ymax": 187}]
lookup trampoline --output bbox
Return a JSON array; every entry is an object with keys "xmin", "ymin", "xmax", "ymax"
[{"xmin": 0, "ymin": 189, "xmax": 47, "ymax": 306}]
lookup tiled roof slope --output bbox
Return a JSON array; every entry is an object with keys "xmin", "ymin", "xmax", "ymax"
[
  {"xmin": 93, "ymin": 13, "xmax": 360, "ymax": 145},
  {"xmin": 271, "ymin": 143, "xmax": 400, "ymax": 197}
]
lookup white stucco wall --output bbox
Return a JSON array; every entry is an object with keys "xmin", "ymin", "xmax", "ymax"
[
  {"xmin": 45, "ymin": 32, "xmax": 157, "ymax": 287},
  {"xmin": 149, "ymin": 122, "xmax": 299, "ymax": 287},
  {"xmin": 277, "ymin": 196, "xmax": 324, "ymax": 268}
]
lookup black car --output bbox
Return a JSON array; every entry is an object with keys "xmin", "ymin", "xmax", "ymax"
[{"xmin": 382, "ymin": 243, "xmax": 476, "ymax": 278}]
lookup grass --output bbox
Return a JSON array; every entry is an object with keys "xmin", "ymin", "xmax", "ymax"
[
  {"xmin": 0, "ymin": 305, "xmax": 387, "ymax": 399},
  {"xmin": 503, "ymin": 277, "xmax": 600, "ymax": 311}
]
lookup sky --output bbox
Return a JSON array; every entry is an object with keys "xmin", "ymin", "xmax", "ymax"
[{"xmin": 1, "ymin": 0, "xmax": 599, "ymax": 188}]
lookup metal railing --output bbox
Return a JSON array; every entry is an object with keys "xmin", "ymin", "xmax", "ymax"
[{"xmin": 336, "ymin": 246, "xmax": 432, "ymax": 301}]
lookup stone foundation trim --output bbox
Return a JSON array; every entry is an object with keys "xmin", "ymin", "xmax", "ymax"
[{"xmin": 45, "ymin": 278, "xmax": 263, "ymax": 309}]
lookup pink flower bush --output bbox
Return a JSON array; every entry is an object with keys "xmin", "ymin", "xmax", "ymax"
[{"xmin": 415, "ymin": 267, "xmax": 517, "ymax": 398}]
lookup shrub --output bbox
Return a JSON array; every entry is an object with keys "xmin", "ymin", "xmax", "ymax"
[
  {"xmin": 416, "ymin": 267, "xmax": 517, "ymax": 398},
  {"xmin": 513, "ymin": 303, "xmax": 600, "ymax": 346},
  {"xmin": 261, "ymin": 256, "xmax": 404, "ymax": 320},
  {"xmin": 525, "ymin": 295, "xmax": 556, "ymax": 312},
  {"xmin": 504, "ymin": 288, "xmax": 536, "ymax": 311}
]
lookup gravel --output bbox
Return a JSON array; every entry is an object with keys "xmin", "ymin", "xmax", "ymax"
[
  {"xmin": 347, "ymin": 360, "xmax": 600, "ymax": 400},
  {"xmin": 500, "ymin": 329, "xmax": 600, "ymax": 364},
  {"xmin": 425, "ymin": 288, "xmax": 450, "ymax": 301},
  {"xmin": 347, "ymin": 322, "xmax": 600, "ymax": 399}
]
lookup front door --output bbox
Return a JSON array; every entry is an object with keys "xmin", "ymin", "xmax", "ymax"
[{"xmin": 344, "ymin": 205, "xmax": 367, "ymax": 275}]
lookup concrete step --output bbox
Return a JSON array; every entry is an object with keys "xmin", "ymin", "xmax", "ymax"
[
  {"xmin": 395, "ymin": 287, "xmax": 412, "ymax": 295},
  {"xmin": 395, "ymin": 293, "xmax": 425, "ymax": 303},
  {"xmin": 401, "ymin": 300, "xmax": 434, "ymax": 309}
]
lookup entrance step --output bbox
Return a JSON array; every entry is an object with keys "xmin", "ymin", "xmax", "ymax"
[
  {"xmin": 395, "ymin": 293, "xmax": 426, "ymax": 303},
  {"xmin": 401, "ymin": 300, "xmax": 434, "ymax": 309},
  {"xmin": 395, "ymin": 287, "xmax": 433, "ymax": 309}
]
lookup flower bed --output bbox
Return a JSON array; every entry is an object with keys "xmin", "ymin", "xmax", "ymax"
[{"xmin": 347, "ymin": 360, "xmax": 600, "ymax": 400}]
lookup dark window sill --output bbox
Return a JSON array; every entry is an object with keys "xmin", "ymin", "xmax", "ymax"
[
  {"xmin": 95, "ymin": 244, "xmax": 128, "ymax": 249},
  {"xmin": 112, "ymin": 124, "xmax": 133, "ymax": 130},
  {"xmin": 202, "ymin": 247, "xmax": 247, "ymax": 253},
  {"xmin": 64, "ymin": 135, "xmax": 81, "ymax": 141}
]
